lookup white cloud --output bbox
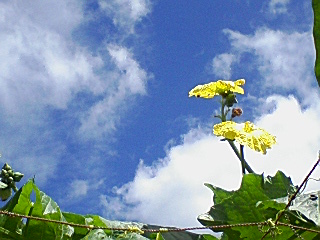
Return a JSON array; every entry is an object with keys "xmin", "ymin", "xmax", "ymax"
[
  {"xmin": 222, "ymin": 28, "xmax": 316, "ymax": 105},
  {"xmin": 69, "ymin": 180, "xmax": 89, "ymax": 198},
  {"xmin": 98, "ymin": 0, "xmax": 151, "ymax": 33},
  {"xmin": 247, "ymin": 95, "xmax": 320, "ymax": 187},
  {"xmin": 15, "ymin": 156, "xmax": 59, "ymax": 186},
  {"xmin": 66, "ymin": 179, "xmax": 105, "ymax": 201},
  {"xmin": 100, "ymin": 128, "xmax": 243, "ymax": 227},
  {"xmin": 211, "ymin": 53, "xmax": 237, "ymax": 79},
  {"xmin": 268, "ymin": 0, "xmax": 291, "ymax": 14},
  {"xmin": 108, "ymin": 44, "xmax": 148, "ymax": 95},
  {"xmin": 0, "ymin": 1, "xmax": 106, "ymax": 185},
  {"xmin": 0, "ymin": 0, "xmax": 103, "ymax": 113},
  {"xmin": 0, "ymin": 1, "xmax": 151, "ymax": 185},
  {"xmin": 79, "ymin": 44, "xmax": 149, "ymax": 139},
  {"xmin": 101, "ymin": 94, "xmax": 320, "ymax": 228},
  {"xmin": 0, "ymin": 0, "xmax": 83, "ymax": 37}
]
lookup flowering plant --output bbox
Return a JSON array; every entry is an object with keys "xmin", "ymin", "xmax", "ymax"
[{"xmin": 189, "ymin": 79, "xmax": 276, "ymax": 174}]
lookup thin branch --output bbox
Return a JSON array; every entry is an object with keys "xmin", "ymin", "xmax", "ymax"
[{"xmin": 275, "ymin": 154, "xmax": 320, "ymax": 224}]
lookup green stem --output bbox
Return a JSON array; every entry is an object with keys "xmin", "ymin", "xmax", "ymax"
[
  {"xmin": 221, "ymin": 97, "xmax": 254, "ymax": 174},
  {"xmin": 227, "ymin": 140, "xmax": 254, "ymax": 174},
  {"xmin": 220, "ymin": 96, "xmax": 254, "ymax": 174},
  {"xmin": 240, "ymin": 144, "xmax": 245, "ymax": 174},
  {"xmin": 220, "ymin": 99, "xmax": 227, "ymax": 122}
]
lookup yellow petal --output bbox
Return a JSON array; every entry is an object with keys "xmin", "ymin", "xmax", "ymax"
[
  {"xmin": 213, "ymin": 121, "xmax": 276, "ymax": 154},
  {"xmin": 213, "ymin": 121, "xmax": 238, "ymax": 140},
  {"xmin": 188, "ymin": 82, "xmax": 218, "ymax": 98},
  {"xmin": 189, "ymin": 79, "xmax": 245, "ymax": 99}
]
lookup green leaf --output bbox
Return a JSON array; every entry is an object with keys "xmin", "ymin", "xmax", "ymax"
[
  {"xmin": 22, "ymin": 182, "xmax": 73, "ymax": 239},
  {"xmin": 156, "ymin": 232, "xmax": 165, "ymax": 240},
  {"xmin": 0, "ymin": 180, "xmax": 34, "ymax": 239},
  {"xmin": 0, "ymin": 188, "xmax": 12, "ymax": 201},
  {"xmin": 204, "ymin": 183, "xmax": 233, "ymax": 205},
  {"xmin": 62, "ymin": 212, "xmax": 91, "ymax": 239},
  {"xmin": 198, "ymin": 171, "xmax": 320, "ymax": 239},
  {"xmin": 313, "ymin": 0, "xmax": 320, "ymax": 87},
  {"xmin": 142, "ymin": 224, "xmax": 209, "ymax": 240},
  {"xmin": 79, "ymin": 229, "xmax": 109, "ymax": 240},
  {"xmin": 0, "ymin": 179, "xmax": 220, "ymax": 239},
  {"xmin": 287, "ymin": 191, "xmax": 320, "ymax": 226},
  {"xmin": 200, "ymin": 234, "xmax": 220, "ymax": 240}
]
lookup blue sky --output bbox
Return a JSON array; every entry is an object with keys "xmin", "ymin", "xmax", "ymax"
[{"xmin": 0, "ymin": 0, "xmax": 319, "ymax": 230}]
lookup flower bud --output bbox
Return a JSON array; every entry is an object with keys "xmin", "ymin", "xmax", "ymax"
[
  {"xmin": 13, "ymin": 172, "xmax": 24, "ymax": 182},
  {"xmin": 225, "ymin": 93, "xmax": 237, "ymax": 107},
  {"xmin": 1, "ymin": 169, "xmax": 7, "ymax": 177},
  {"xmin": 3, "ymin": 163, "xmax": 11, "ymax": 171},
  {"xmin": 232, "ymin": 108, "xmax": 243, "ymax": 118},
  {"xmin": 7, "ymin": 170, "xmax": 13, "ymax": 177}
]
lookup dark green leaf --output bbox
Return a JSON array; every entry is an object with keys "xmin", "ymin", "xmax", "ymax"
[
  {"xmin": 200, "ymin": 234, "xmax": 220, "ymax": 240},
  {"xmin": 142, "ymin": 224, "xmax": 214, "ymax": 240},
  {"xmin": 313, "ymin": 0, "xmax": 320, "ymax": 87},
  {"xmin": 198, "ymin": 171, "xmax": 319, "ymax": 239}
]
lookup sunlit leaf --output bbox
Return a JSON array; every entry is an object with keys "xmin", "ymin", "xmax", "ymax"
[{"xmin": 198, "ymin": 171, "xmax": 320, "ymax": 239}]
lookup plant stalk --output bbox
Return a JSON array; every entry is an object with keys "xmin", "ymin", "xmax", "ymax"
[
  {"xmin": 240, "ymin": 144, "xmax": 245, "ymax": 174},
  {"xmin": 227, "ymin": 140, "xmax": 254, "ymax": 174}
]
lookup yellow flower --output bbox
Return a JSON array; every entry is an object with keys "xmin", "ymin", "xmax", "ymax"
[
  {"xmin": 189, "ymin": 79, "xmax": 245, "ymax": 98},
  {"xmin": 213, "ymin": 121, "xmax": 276, "ymax": 154}
]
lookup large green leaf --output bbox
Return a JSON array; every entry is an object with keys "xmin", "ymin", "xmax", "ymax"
[
  {"xmin": 142, "ymin": 224, "xmax": 219, "ymax": 240},
  {"xmin": 198, "ymin": 171, "xmax": 320, "ymax": 239},
  {"xmin": 288, "ymin": 191, "xmax": 320, "ymax": 226},
  {"xmin": 0, "ymin": 179, "xmax": 214, "ymax": 239},
  {"xmin": 62, "ymin": 212, "xmax": 91, "ymax": 239},
  {"xmin": 0, "ymin": 180, "xmax": 34, "ymax": 239},
  {"xmin": 313, "ymin": 0, "xmax": 320, "ymax": 87},
  {"xmin": 22, "ymin": 181, "xmax": 73, "ymax": 239}
]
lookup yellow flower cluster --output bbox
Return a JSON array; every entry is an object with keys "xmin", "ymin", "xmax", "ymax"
[
  {"xmin": 189, "ymin": 79, "xmax": 245, "ymax": 98},
  {"xmin": 213, "ymin": 121, "xmax": 276, "ymax": 154}
]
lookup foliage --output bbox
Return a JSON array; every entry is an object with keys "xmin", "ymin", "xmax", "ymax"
[
  {"xmin": 0, "ymin": 2, "xmax": 318, "ymax": 240},
  {"xmin": 198, "ymin": 171, "xmax": 320, "ymax": 239},
  {"xmin": 1, "ymin": 173, "xmax": 319, "ymax": 239},
  {"xmin": 313, "ymin": 0, "xmax": 320, "ymax": 87},
  {"xmin": 0, "ymin": 179, "xmax": 213, "ymax": 240}
]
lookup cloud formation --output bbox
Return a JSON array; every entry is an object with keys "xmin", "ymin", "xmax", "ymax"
[
  {"xmin": 0, "ymin": 0, "xmax": 98, "ymax": 112},
  {"xmin": 222, "ymin": 28, "xmax": 316, "ymax": 104},
  {"xmin": 100, "ymin": 25, "xmax": 320, "ymax": 229},
  {"xmin": 79, "ymin": 44, "xmax": 149, "ymax": 139},
  {"xmin": 211, "ymin": 53, "xmax": 237, "ymax": 79},
  {"xmin": 66, "ymin": 179, "xmax": 105, "ymax": 201},
  {"xmin": 100, "ymin": 128, "xmax": 242, "ymax": 227},
  {"xmin": 98, "ymin": 0, "xmax": 151, "ymax": 33},
  {"xmin": 101, "ymin": 94, "xmax": 320, "ymax": 228},
  {"xmin": 0, "ymin": 1, "xmax": 151, "ymax": 185},
  {"xmin": 268, "ymin": 0, "xmax": 291, "ymax": 14}
]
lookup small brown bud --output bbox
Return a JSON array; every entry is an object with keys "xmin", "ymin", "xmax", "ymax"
[{"xmin": 232, "ymin": 108, "xmax": 243, "ymax": 118}]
